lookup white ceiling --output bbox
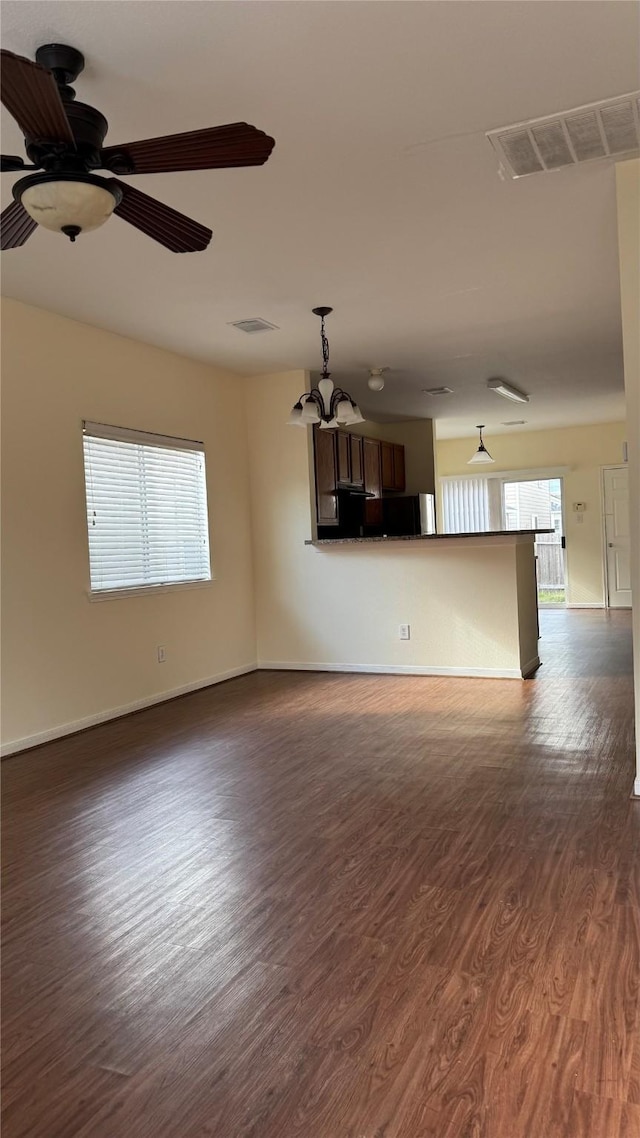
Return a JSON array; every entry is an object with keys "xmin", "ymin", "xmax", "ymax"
[{"xmin": 1, "ymin": 1, "xmax": 637, "ymax": 439}]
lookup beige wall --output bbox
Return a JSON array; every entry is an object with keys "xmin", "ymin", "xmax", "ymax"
[
  {"xmin": 1, "ymin": 299, "xmax": 256, "ymax": 752},
  {"xmin": 350, "ymin": 418, "xmax": 436, "ymax": 494},
  {"xmin": 615, "ymin": 159, "xmax": 640, "ymax": 793},
  {"xmin": 437, "ymin": 421, "xmax": 627, "ymax": 607},
  {"xmin": 246, "ymin": 370, "xmax": 537, "ymax": 678}
]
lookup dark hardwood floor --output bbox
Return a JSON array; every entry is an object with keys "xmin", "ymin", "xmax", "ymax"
[{"xmin": 2, "ymin": 609, "xmax": 639, "ymax": 1137}]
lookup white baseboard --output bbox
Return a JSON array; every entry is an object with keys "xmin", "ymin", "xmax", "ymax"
[
  {"xmin": 633, "ymin": 777, "xmax": 640, "ymax": 799},
  {"xmin": 565, "ymin": 603, "xmax": 605, "ymax": 609},
  {"xmin": 258, "ymin": 660, "xmax": 525, "ymax": 680},
  {"xmin": 521, "ymin": 655, "xmax": 541, "ymax": 678},
  {"xmin": 1, "ymin": 663, "xmax": 257, "ymax": 758}
]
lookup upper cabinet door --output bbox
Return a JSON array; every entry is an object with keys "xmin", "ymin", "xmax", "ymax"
[
  {"xmin": 363, "ymin": 438, "xmax": 382, "ymax": 498},
  {"xmin": 350, "ymin": 435, "xmax": 364, "ymax": 486},
  {"xmin": 393, "ymin": 444, "xmax": 406, "ymax": 491},
  {"xmin": 380, "ymin": 441, "xmax": 395, "ymax": 491},
  {"xmin": 336, "ymin": 431, "xmax": 352, "ymax": 485},
  {"xmin": 314, "ymin": 427, "xmax": 338, "ymax": 524}
]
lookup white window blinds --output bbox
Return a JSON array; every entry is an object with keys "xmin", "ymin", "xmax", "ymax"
[
  {"xmin": 441, "ymin": 477, "xmax": 503, "ymax": 533},
  {"xmin": 83, "ymin": 421, "xmax": 211, "ymax": 593},
  {"xmin": 441, "ymin": 476, "xmax": 490, "ymax": 533}
]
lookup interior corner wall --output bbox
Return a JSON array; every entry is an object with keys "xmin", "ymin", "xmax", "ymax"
[
  {"xmin": 436, "ymin": 421, "xmax": 627, "ymax": 607},
  {"xmin": 615, "ymin": 158, "xmax": 640, "ymax": 793},
  {"xmin": 1, "ymin": 299, "xmax": 257, "ymax": 754}
]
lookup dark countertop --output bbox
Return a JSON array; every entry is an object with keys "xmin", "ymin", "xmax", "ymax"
[{"xmin": 306, "ymin": 529, "xmax": 554, "ymax": 546}]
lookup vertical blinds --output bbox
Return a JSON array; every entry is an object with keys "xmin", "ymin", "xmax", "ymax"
[
  {"xmin": 441, "ymin": 477, "xmax": 504, "ymax": 533},
  {"xmin": 442, "ymin": 476, "xmax": 490, "ymax": 533},
  {"xmin": 83, "ymin": 422, "xmax": 211, "ymax": 593}
]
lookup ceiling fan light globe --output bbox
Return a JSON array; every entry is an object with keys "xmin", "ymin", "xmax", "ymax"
[
  {"xmin": 367, "ymin": 375, "xmax": 385, "ymax": 392},
  {"xmin": 19, "ymin": 178, "xmax": 118, "ymax": 235}
]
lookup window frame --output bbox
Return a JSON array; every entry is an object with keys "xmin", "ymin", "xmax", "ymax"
[{"xmin": 82, "ymin": 420, "xmax": 213, "ymax": 601}]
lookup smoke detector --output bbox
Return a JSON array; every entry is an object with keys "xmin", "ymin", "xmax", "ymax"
[
  {"xmin": 487, "ymin": 92, "xmax": 640, "ymax": 178},
  {"xmin": 228, "ymin": 318, "xmax": 279, "ymax": 333},
  {"xmin": 367, "ymin": 367, "xmax": 388, "ymax": 392}
]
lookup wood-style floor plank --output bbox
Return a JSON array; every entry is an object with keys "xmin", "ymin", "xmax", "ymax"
[{"xmin": 2, "ymin": 609, "xmax": 639, "ymax": 1137}]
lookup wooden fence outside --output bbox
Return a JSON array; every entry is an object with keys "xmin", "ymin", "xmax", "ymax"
[{"xmin": 536, "ymin": 540, "xmax": 565, "ymax": 589}]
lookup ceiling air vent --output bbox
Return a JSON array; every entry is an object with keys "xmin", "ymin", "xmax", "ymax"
[
  {"xmin": 229, "ymin": 318, "xmax": 279, "ymax": 334},
  {"xmin": 422, "ymin": 386, "xmax": 453, "ymax": 396},
  {"xmin": 487, "ymin": 92, "xmax": 640, "ymax": 178}
]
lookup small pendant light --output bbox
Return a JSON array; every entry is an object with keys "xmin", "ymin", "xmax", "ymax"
[{"xmin": 467, "ymin": 424, "xmax": 495, "ymax": 465}]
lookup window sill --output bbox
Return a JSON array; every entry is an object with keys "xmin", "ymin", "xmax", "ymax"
[{"xmin": 87, "ymin": 578, "xmax": 214, "ymax": 602}]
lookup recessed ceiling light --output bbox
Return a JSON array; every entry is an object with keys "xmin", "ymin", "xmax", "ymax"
[
  {"xmin": 422, "ymin": 386, "xmax": 453, "ymax": 395},
  {"xmin": 487, "ymin": 378, "xmax": 529, "ymax": 404},
  {"xmin": 228, "ymin": 318, "xmax": 279, "ymax": 334}
]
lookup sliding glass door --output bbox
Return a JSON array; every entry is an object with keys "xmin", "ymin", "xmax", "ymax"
[{"xmin": 502, "ymin": 477, "xmax": 566, "ymax": 605}]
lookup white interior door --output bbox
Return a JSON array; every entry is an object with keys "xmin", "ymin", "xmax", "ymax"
[{"xmin": 604, "ymin": 465, "xmax": 632, "ymax": 608}]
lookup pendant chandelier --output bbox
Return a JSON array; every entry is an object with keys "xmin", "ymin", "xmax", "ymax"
[
  {"xmin": 467, "ymin": 424, "xmax": 495, "ymax": 465},
  {"xmin": 288, "ymin": 307, "xmax": 365, "ymax": 429}
]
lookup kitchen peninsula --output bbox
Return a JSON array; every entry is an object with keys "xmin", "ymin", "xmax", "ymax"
[{"xmin": 303, "ymin": 527, "xmax": 543, "ymax": 679}]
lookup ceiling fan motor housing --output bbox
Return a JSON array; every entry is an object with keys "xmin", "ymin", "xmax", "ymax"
[
  {"xmin": 24, "ymin": 45, "xmax": 109, "ymax": 173},
  {"xmin": 35, "ymin": 43, "xmax": 85, "ymax": 86}
]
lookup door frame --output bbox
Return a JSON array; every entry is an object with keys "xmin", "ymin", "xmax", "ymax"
[{"xmin": 601, "ymin": 463, "xmax": 631, "ymax": 610}]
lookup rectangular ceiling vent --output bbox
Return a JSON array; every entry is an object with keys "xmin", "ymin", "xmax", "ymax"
[
  {"xmin": 487, "ymin": 92, "xmax": 640, "ymax": 178},
  {"xmin": 422, "ymin": 386, "xmax": 453, "ymax": 396},
  {"xmin": 229, "ymin": 318, "xmax": 279, "ymax": 334}
]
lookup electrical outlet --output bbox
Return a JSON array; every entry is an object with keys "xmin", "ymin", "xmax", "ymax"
[
  {"xmin": 399, "ymin": 624, "xmax": 411, "ymax": 641},
  {"xmin": 157, "ymin": 645, "xmax": 166, "ymax": 663}
]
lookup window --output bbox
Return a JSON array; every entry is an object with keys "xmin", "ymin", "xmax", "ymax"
[{"xmin": 83, "ymin": 421, "xmax": 211, "ymax": 595}]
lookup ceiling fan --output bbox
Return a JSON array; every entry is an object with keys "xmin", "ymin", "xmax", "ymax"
[{"xmin": 0, "ymin": 43, "xmax": 275, "ymax": 252}]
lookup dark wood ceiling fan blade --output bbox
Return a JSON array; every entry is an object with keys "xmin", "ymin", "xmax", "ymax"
[
  {"xmin": 1, "ymin": 50, "xmax": 74, "ymax": 145},
  {"xmin": 110, "ymin": 180, "xmax": 212, "ymax": 252},
  {"xmin": 0, "ymin": 154, "xmax": 27, "ymax": 172},
  {"xmin": 0, "ymin": 199, "xmax": 37, "ymax": 249},
  {"xmin": 101, "ymin": 123, "xmax": 275, "ymax": 174}
]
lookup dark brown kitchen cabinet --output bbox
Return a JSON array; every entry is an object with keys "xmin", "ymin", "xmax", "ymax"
[
  {"xmin": 313, "ymin": 427, "xmax": 404, "ymax": 528},
  {"xmin": 380, "ymin": 442, "xmax": 395, "ymax": 491},
  {"xmin": 380, "ymin": 441, "xmax": 406, "ymax": 492},
  {"xmin": 363, "ymin": 437, "xmax": 383, "ymax": 527},
  {"xmin": 337, "ymin": 431, "xmax": 352, "ymax": 485},
  {"xmin": 350, "ymin": 435, "xmax": 364, "ymax": 486},
  {"xmin": 314, "ymin": 428, "xmax": 338, "ymax": 525},
  {"xmin": 393, "ymin": 444, "xmax": 406, "ymax": 491}
]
